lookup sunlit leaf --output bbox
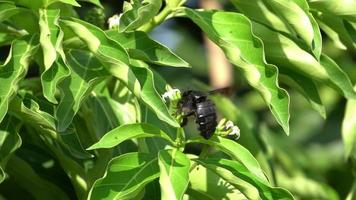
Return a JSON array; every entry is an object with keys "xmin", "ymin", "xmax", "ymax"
[
  {"xmin": 0, "ymin": 37, "xmax": 37, "ymax": 123},
  {"xmin": 14, "ymin": 0, "xmax": 80, "ymax": 9},
  {"xmin": 313, "ymin": 12, "xmax": 356, "ymax": 51},
  {"xmin": 197, "ymin": 158, "xmax": 294, "ymax": 200},
  {"xmin": 264, "ymin": 0, "xmax": 314, "ymax": 49},
  {"xmin": 41, "ymin": 59, "xmax": 70, "ymax": 104},
  {"xmin": 62, "ymin": 19, "xmax": 180, "ymax": 127},
  {"xmin": 131, "ymin": 61, "xmax": 180, "ymax": 128},
  {"xmin": 180, "ymin": 8, "xmax": 290, "ymax": 134},
  {"xmin": 56, "ymin": 49, "xmax": 108, "ymax": 132},
  {"xmin": 309, "ymin": 0, "xmax": 356, "ymax": 22},
  {"xmin": 320, "ymin": 54, "xmax": 356, "ymax": 99},
  {"xmin": 60, "ymin": 18, "xmax": 141, "ymax": 96},
  {"xmin": 187, "ymin": 136, "xmax": 268, "ymax": 184},
  {"xmin": 89, "ymin": 152, "xmax": 160, "ymax": 200},
  {"xmin": 39, "ymin": 9, "xmax": 59, "ymax": 70},
  {"xmin": 342, "ymin": 89, "xmax": 356, "ymax": 159},
  {"xmin": 188, "ymin": 159, "xmax": 250, "ymax": 200},
  {"xmin": 231, "ymin": 0, "xmax": 322, "ymax": 58},
  {"xmin": 191, "ymin": 160, "xmax": 261, "ymax": 199},
  {"xmin": 252, "ymin": 22, "xmax": 356, "ymax": 99},
  {"xmin": 39, "ymin": 9, "xmax": 70, "ymax": 104},
  {"xmin": 251, "ymin": 22, "xmax": 328, "ymax": 81},
  {"xmin": 119, "ymin": 0, "xmax": 162, "ymax": 32},
  {"xmin": 87, "ymin": 123, "xmax": 174, "ymax": 150},
  {"xmin": 158, "ymin": 149, "xmax": 190, "ymax": 200},
  {"xmin": 106, "ymin": 30, "xmax": 190, "ymax": 68}
]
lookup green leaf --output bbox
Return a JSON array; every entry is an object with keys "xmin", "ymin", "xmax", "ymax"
[
  {"xmin": 276, "ymin": 170, "xmax": 340, "ymax": 200},
  {"xmin": 60, "ymin": 18, "xmax": 141, "ymax": 96},
  {"xmin": 230, "ymin": 0, "xmax": 292, "ymax": 35},
  {"xmin": 196, "ymin": 158, "xmax": 294, "ymax": 200},
  {"xmin": 8, "ymin": 7, "xmax": 39, "ymax": 34},
  {"xmin": 41, "ymin": 59, "xmax": 70, "ymax": 104},
  {"xmin": 187, "ymin": 136, "xmax": 268, "ymax": 185},
  {"xmin": 14, "ymin": 0, "xmax": 80, "ymax": 9},
  {"xmin": 0, "ymin": 117, "xmax": 21, "ymax": 164},
  {"xmin": 251, "ymin": 21, "xmax": 328, "ymax": 82},
  {"xmin": 190, "ymin": 160, "xmax": 261, "ymax": 200},
  {"xmin": 56, "ymin": 49, "xmax": 108, "ymax": 132},
  {"xmin": 8, "ymin": 94, "xmax": 57, "ymax": 135},
  {"xmin": 87, "ymin": 123, "xmax": 174, "ymax": 150},
  {"xmin": 61, "ymin": 19, "xmax": 179, "ymax": 127},
  {"xmin": 308, "ymin": 12, "xmax": 322, "ymax": 59},
  {"xmin": 180, "ymin": 8, "xmax": 290, "ymax": 134},
  {"xmin": 346, "ymin": 180, "xmax": 356, "ymax": 200},
  {"xmin": 0, "ymin": 116, "xmax": 21, "ymax": 183},
  {"xmin": 188, "ymin": 159, "xmax": 252, "ymax": 200},
  {"xmin": 78, "ymin": 0, "xmax": 103, "ymax": 8},
  {"xmin": 0, "ymin": 37, "xmax": 37, "ymax": 123},
  {"xmin": 309, "ymin": 0, "xmax": 356, "ymax": 22},
  {"xmin": 252, "ymin": 22, "xmax": 356, "ymax": 99},
  {"xmin": 6, "ymin": 156, "xmax": 70, "ymax": 200},
  {"xmin": 106, "ymin": 30, "xmax": 190, "ymax": 68},
  {"xmin": 314, "ymin": 15, "xmax": 348, "ymax": 50},
  {"xmin": 313, "ymin": 11, "xmax": 356, "ymax": 51},
  {"xmin": 319, "ymin": 54, "xmax": 356, "ymax": 99},
  {"xmin": 279, "ymin": 71, "xmax": 326, "ymax": 118},
  {"xmin": 130, "ymin": 61, "xmax": 180, "ymax": 128},
  {"xmin": 87, "ymin": 92, "xmax": 139, "ymax": 127},
  {"xmin": 119, "ymin": 0, "xmax": 162, "ymax": 32},
  {"xmin": 158, "ymin": 149, "xmax": 190, "ymax": 200},
  {"xmin": 39, "ymin": 9, "xmax": 70, "ymax": 104},
  {"xmin": 264, "ymin": 0, "xmax": 314, "ymax": 49},
  {"xmin": 0, "ymin": 1, "xmax": 21, "ymax": 22},
  {"xmin": 0, "ymin": 166, "xmax": 4, "ymax": 183},
  {"xmin": 89, "ymin": 152, "xmax": 160, "ymax": 200},
  {"xmin": 38, "ymin": 9, "xmax": 59, "ymax": 70},
  {"xmin": 231, "ymin": 0, "xmax": 322, "ymax": 58},
  {"xmin": 342, "ymin": 90, "xmax": 356, "ymax": 159},
  {"xmin": 59, "ymin": 124, "xmax": 93, "ymax": 159}
]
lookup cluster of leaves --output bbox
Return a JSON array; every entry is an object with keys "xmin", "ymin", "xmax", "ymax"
[{"xmin": 0, "ymin": 0, "xmax": 355, "ymax": 199}]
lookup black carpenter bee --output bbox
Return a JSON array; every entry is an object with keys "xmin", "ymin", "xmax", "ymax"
[{"xmin": 177, "ymin": 90, "xmax": 218, "ymax": 139}]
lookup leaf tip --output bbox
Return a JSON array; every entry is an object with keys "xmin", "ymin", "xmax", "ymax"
[{"xmin": 86, "ymin": 144, "xmax": 97, "ymax": 150}]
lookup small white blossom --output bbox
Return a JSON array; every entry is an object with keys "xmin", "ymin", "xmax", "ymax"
[
  {"xmin": 162, "ymin": 88, "xmax": 181, "ymax": 102},
  {"xmin": 229, "ymin": 126, "xmax": 240, "ymax": 139},
  {"xmin": 108, "ymin": 14, "xmax": 121, "ymax": 29},
  {"xmin": 225, "ymin": 120, "xmax": 234, "ymax": 129}
]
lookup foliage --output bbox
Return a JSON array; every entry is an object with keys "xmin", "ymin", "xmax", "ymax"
[{"xmin": 0, "ymin": 0, "xmax": 355, "ymax": 199}]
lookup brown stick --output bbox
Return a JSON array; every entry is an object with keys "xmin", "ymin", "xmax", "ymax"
[{"xmin": 199, "ymin": 0, "xmax": 233, "ymax": 89}]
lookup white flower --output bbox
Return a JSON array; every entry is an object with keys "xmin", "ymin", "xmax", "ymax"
[
  {"xmin": 225, "ymin": 120, "xmax": 234, "ymax": 129},
  {"xmin": 108, "ymin": 14, "xmax": 121, "ymax": 29},
  {"xmin": 162, "ymin": 88, "xmax": 181, "ymax": 102},
  {"xmin": 228, "ymin": 126, "xmax": 240, "ymax": 139}
]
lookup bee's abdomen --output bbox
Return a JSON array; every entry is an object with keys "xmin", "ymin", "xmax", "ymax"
[{"xmin": 196, "ymin": 101, "xmax": 217, "ymax": 139}]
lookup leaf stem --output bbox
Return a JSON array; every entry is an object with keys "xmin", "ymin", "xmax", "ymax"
[{"xmin": 138, "ymin": 0, "xmax": 185, "ymax": 32}]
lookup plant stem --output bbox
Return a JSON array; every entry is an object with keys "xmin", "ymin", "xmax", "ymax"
[
  {"xmin": 189, "ymin": 144, "xmax": 210, "ymax": 172},
  {"xmin": 138, "ymin": 0, "xmax": 185, "ymax": 32}
]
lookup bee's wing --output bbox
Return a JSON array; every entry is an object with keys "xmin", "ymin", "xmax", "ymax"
[{"xmin": 208, "ymin": 86, "xmax": 234, "ymax": 96}]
